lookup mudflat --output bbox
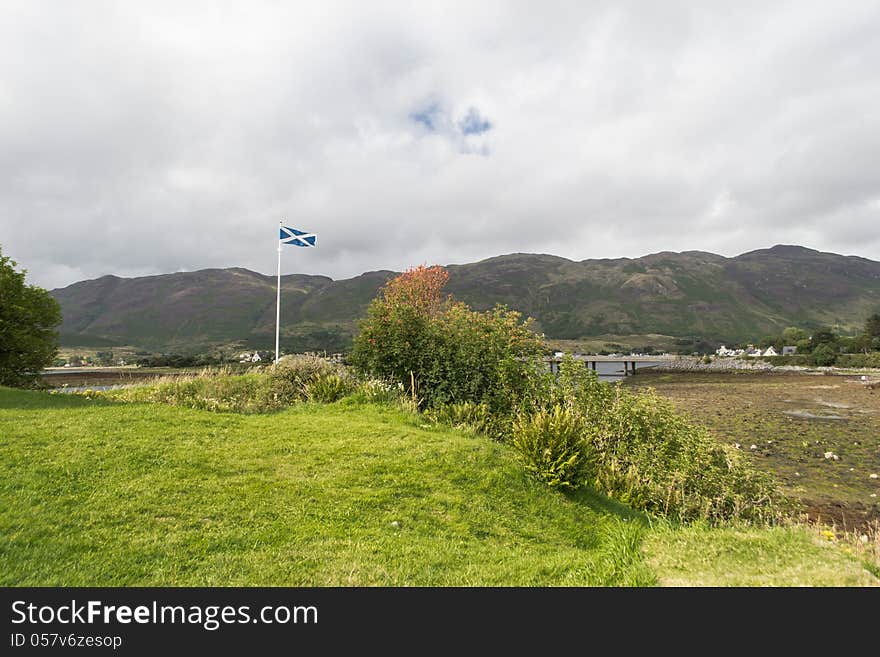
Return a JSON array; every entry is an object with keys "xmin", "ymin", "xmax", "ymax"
[{"xmin": 625, "ymin": 372, "xmax": 880, "ymax": 530}]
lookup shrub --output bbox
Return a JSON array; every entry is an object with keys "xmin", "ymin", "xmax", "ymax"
[
  {"xmin": 835, "ymin": 353, "xmax": 880, "ymax": 368},
  {"xmin": 423, "ymin": 401, "xmax": 493, "ymax": 434},
  {"xmin": 419, "ymin": 302, "xmax": 546, "ymax": 414},
  {"xmin": 519, "ymin": 357, "xmax": 789, "ymax": 524},
  {"xmin": 583, "ymin": 388, "xmax": 786, "ymax": 524},
  {"xmin": 762, "ymin": 354, "xmax": 813, "ymax": 367},
  {"xmin": 348, "ymin": 266, "xmax": 448, "ymax": 397},
  {"xmin": 811, "ymin": 344, "xmax": 837, "ymax": 366},
  {"xmin": 350, "ymin": 266, "xmax": 545, "ymax": 414},
  {"xmin": 267, "ymin": 354, "xmax": 343, "ymax": 402},
  {"xmin": 303, "ymin": 372, "xmax": 356, "ymax": 403},
  {"xmin": 106, "ymin": 370, "xmax": 277, "ymax": 413},
  {"xmin": 103, "ymin": 360, "xmax": 362, "ymax": 412},
  {"xmin": 510, "ymin": 404, "xmax": 593, "ymax": 490},
  {"xmin": 348, "ymin": 378, "xmax": 403, "ymax": 405}
]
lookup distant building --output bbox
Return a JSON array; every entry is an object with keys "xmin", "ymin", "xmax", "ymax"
[
  {"xmin": 782, "ymin": 346, "xmax": 797, "ymax": 356},
  {"xmin": 763, "ymin": 346, "xmax": 778, "ymax": 357},
  {"xmin": 251, "ymin": 353, "xmax": 262, "ymax": 362}
]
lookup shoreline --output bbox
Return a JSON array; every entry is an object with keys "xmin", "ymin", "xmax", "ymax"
[{"xmin": 649, "ymin": 356, "xmax": 880, "ymax": 377}]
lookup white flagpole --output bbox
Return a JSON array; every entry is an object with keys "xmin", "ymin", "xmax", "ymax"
[{"xmin": 275, "ymin": 220, "xmax": 282, "ymax": 365}]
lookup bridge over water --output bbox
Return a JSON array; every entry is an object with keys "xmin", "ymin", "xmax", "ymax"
[{"xmin": 544, "ymin": 355, "xmax": 674, "ymax": 377}]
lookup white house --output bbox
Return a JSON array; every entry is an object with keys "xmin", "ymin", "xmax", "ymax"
[
  {"xmin": 782, "ymin": 346, "xmax": 797, "ymax": 355},
  {"xmin": 763, "ymin": 346, "xmax": 778, "ymax": 357},
  {"xmin": 251, "ymin": 352, "xmax": 262, "ymax": 362}
]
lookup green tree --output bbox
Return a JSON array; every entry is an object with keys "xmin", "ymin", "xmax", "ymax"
[
  {"xmin": 0, "ymin": 248, "xmax": 62, "ymax": 387},
  {"xmin": 795, "ymin": 338, "xmax": 812, "ymax": 354},
  {"xmin": 348, "ymin": 265, "xmax": 449, "ymax": 393},
  {"xmin": 781, "ymin": 326, "xmax": 807, "ymax": 344},
  {"xmin": 95, "ymin": 350, "xmax": 114, "ymax": 365},
  {"xmin": 810, "ymin": 327, "xmax": 837, "ymax": 348},
  {"xmin": 758, "ymin": 335, "xmax": 781, "ymax": 350},
  {"xmin": 811, "ymin": 343, "xmax": 837, "ymax": 366},
  {"xmin": 865, "ymin": 313, "xmax": 880, "ymax": 345}
]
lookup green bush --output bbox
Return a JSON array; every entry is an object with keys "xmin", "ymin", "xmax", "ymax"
[
  {"xmin": 303, "ymin": 372, "xmax": 356, "ymax": 403},
  {"xmin": 424, "ymin": 401, "xmax": 493, "ymax": 435},
  {"xmin": 103, "ymin": 360, "xmax": 363, "ymax": 412},
  {"xmin": 348, "ymin": 378, "xmax": 403, "ymax": 405},
  {"xmin": 106, "ymin": 371, "xmax": 277, "ymax": 413},
  {"xmin": 510, "ymin": 404, "xmax": 593, "ymax": 490},
  {"xmin": 267, "ymin": 354, "xmax": 345, "ymax": 402},
  {"xmin": 584, "ymin": 389, "xmax": 786, "ymax": 524},
  {"xmin": 520, "ymin": 358, "xmax": 789, "ymax": 524},
  {"xmin": 762, "ymin": 354, "xmax": 813, "ymax": 366},
  {"xmin": 811, "ymin": 344, "xmax": 837, "ymax": 366},
  {"xmin": 350, "ymin": 266, "xmax": 545, "ymax": 414},
  {"xmin": 835, "ymin": 353, "xmax": 880, "ymax": 368},
  {"xmin": 418, "ymin": 303, "xmax": 546, "ymax": 414}
]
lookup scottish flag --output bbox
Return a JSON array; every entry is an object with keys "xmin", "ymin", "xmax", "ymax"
[{"xmin": 279, "ymin": 225, "xmax": 316, "ymax": 247}]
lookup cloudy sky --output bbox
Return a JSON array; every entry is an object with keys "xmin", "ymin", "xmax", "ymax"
[{"xmin": 2, "ymin": 1, "xmax": 879, "ymax": 290}]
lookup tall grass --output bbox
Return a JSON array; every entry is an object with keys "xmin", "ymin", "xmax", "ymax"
[
  {"xmin": 96, "ymin": 357, "xmax": 396, "ymax": 413},
  {"xmin": 98, "ymin": 366, "xmax": 275, "ymax": 413}
]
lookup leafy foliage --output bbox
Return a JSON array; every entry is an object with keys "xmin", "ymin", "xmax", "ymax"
[
  {"xmin": 504, "ymin": 358, "xmax": 788, "ymax": 524},
  {"xmin": 560, "ymin": 359, "xmax": 788, "ymax": 523},
  {"xmin": 267, "ymin": 354, "xmax": 349, "ymax": 403},
  {"xmin": 423, "ymin": 401, "xmax": 493, "ymax": 434},
  {"xmin": 511, "ymin": 404, "xmax": 593, "ymax": 489},
  {"xmin": 348, "ymin": 266, "xmax": 447, "ymax": 395},
  {"xmin": 835, "ymin": 352, "xmax": 880, "ymax": 368},
  {"xmin": 104, "ymin": 369, "xmax": 276, "ymax": 413},
  {"xmin": 349, "ymin": 266, "xmax": 789, "ymax": 525},
  {"xmin": 303, "ymin": 372, "xmax": 356, "ymax": 403},
  {"xmin": 0, "ymin": 248, "xmax": 62, "ymax": 387},
  {"xmin": 349, "ymin": 265, "xmax": 545, "ymax": 414},
  {"xmin": 103, "ymin": 357, "xmax": 354, "ymax": 412},
  {"xmin": 811, "ymin": 343, "xmax": 837, "ymax": 366}
]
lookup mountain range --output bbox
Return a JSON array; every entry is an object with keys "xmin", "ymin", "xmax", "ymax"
[{"xmin": 50, "ymin": 245, "xmax": 880, "ymax": 353}]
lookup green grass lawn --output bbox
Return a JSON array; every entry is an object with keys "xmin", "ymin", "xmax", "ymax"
[{"xmin": 0, "ymin": 387, "xmax": 876, "ymax": 586}]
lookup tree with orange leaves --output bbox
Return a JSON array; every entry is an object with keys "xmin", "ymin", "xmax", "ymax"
[
  {"xmin": 380, "ymin": 264, "xmax": 449, "ymax": 315},
  {"xmin": 350, "ymin": 263, "xmax": 544, "ymax": 412}
]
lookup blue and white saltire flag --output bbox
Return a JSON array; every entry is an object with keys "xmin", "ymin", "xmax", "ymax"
[{"xmin": 279, "ymin": 225, "xmax": 317, "ymax": 247}]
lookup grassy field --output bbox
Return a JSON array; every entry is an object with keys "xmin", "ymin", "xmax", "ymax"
[
  {"xmin": 1, "ymin": 387, "xmax": 877, "ymax": 586},
  {"xmin": 625, "ymin": 372, "xmax": 880, "ymax": 532}
]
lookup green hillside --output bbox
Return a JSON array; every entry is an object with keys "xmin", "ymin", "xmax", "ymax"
[{"xmin": 50, "ymin": 245, "xmax": 880, "ymax": 353}]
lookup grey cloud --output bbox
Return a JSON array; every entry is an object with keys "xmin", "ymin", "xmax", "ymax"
[{"xmin": 0, "ymin": 1, "xmax": 878, "ymax": 290}]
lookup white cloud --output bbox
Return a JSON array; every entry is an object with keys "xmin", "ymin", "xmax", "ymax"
[{"xmin": 1, "ymin": 0, "xmax": 878, "ymax": 289}]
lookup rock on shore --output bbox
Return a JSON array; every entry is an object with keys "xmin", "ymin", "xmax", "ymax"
[{"xmin": 651, "ymin": 357, "xmax": 880, "ymax": 375}]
